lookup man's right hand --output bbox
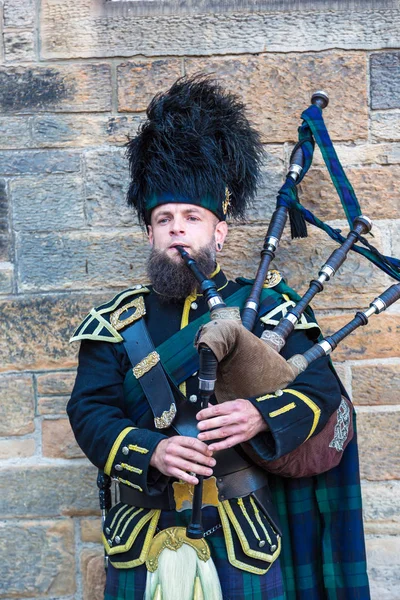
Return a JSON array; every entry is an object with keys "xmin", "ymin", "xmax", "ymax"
[{"xmin": 150, "ymin": 436, "xmax": 216, "ymax": 485}]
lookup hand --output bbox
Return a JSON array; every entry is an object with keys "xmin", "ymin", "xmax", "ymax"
[
  {"xmin": 196, "ymin": 399, "xmax": 268, "ymax": 452},
  {"xmin": 150, "ymin": 436, "xmax": 216, "ymax": 485}
]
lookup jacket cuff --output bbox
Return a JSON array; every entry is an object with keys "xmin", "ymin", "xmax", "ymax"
[
  {"xmin": 247, "ymin": 388, "xmax": 321, "ymax": 460},
  {"xmin": 104, "ymin": 427, "xmax": 168, "ymax": 495}
]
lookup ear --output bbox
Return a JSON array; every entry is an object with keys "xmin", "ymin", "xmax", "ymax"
[
  {"xmin": 215, "ymin": 220, "xmax": 228, "ymax": 251},
  {"xmin": 147, "ymin": 225, "xmax": 154, "ymax": 246}
]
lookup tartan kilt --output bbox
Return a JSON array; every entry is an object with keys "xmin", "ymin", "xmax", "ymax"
[{"xmin": 104, "ymin": 505, "xmax": 286, "ymax": 600}]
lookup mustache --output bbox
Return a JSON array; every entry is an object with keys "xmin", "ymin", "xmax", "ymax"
[{"xmin": 147, "ymin": 243, "xmax": 216, "ymax": 301}]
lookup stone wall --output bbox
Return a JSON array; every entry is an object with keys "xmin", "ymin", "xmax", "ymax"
[{"xmin": 0, "ymin": 1, "xmax": 399, "ymax": 598}]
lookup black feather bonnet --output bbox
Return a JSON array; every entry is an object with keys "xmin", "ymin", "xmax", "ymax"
[{"xmin": 126, "ymin": 74, "xmax": 264, "ymax": 225}]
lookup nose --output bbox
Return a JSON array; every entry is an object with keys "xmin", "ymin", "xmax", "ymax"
[{"xmin": 169, "ymin": 214, "xmax": 186, "ymax": 236}]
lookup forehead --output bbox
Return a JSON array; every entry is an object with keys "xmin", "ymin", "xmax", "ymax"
[{"xmin": 151, "ymin": 203, "xmax": 216, "ymax": 221}]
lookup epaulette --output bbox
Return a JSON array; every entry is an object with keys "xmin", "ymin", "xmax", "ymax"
[
  {"xmin": 236, "ymin": 271, "xmax": 320, "ymax": 334},
  {"xmin": 70, "ymin": 285, "xmax": 151, "ymax": 343},
  {"xmin": 260, "ymin": 293, "xmax": 320, "ymax": 335}
]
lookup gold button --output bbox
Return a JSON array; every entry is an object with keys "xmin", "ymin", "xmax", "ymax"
[{"xmin": 270, "ymin": 544, "xmax": 277, "ymax": 552}]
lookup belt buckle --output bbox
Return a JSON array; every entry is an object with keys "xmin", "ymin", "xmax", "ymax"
[{"xmin": 172, "ymin": 476, "xmax": 219, "ymax": 512}]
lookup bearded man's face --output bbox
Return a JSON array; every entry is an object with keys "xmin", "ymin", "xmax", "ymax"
[{"xmin": 146, "ymin": 203, "xmax": 227, "ymax": 300}]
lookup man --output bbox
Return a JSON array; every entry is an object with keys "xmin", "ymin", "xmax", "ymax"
[{"xmin": 68, "ymin": 76, "xmax": 370, "ymax": 599}]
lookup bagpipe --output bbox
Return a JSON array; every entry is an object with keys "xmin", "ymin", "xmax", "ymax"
[{"xmin": 175, "ymin": 91, "xmax": 400, "ymax": 540}]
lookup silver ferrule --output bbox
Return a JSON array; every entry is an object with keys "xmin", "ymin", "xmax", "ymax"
[
  {"xmin": 208, "ymin": 296, "xmax": 224, "ymax": 309},
  {"xmin": 244, "ymin": 300, "xmax": 259, "ymax": 311},
  {"xmin": 319, "ymin": 340, "xmax": 333, "ymax": 355},
  {"xmin": 362, "ymin": 306, "xmax": 375, "ymax": 319},
  {"xmin": 198, "ymin": 379, "xmax": 217, "ymax": 391},
  {"xmin": 288, "ymin": 164, "xmax": 303, "ymax": 180},
  {"xmin": 266, "ymin": 236, "xmax": 279, "ymax": 250},
  {"xmin": 319, "ymin": 264, "xmax": 335, "ymax": 280},
  {"xmin": 285, "ymin": 313, "xmax": 298, "ymax": 325},
  {"xmin": 370, "ymin": 297, "xmax": 386, "ymax": 314}
]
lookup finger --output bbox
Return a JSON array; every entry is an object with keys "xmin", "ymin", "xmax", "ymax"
[
  {"xmin": 208, "ymin": 434, "xmax": 243, "ymax": 452},
  {"xmin": 169, "ymin": 468, "xmax": 199, "ymax": 485},
  {"xmin": 198, "ymin": 425, "xmax": 238, "ymax": 442},
  {"xmin": 177, "ymin": 436, "xmax": 214, "ymax": 456},
  {"xmin": 172, "ymin": 458, "xmax": 214, "ymax": 477},
  {"xmin": 170, "ymin": 445, "xmax": 216, "ymax": 467},
  {"xmin": 197, "ymin": 415, "xmax": 232, "ymax": 432},
  {"xmin": 196, "ymin": 403, "xmax": 234, "ymax": 421}
]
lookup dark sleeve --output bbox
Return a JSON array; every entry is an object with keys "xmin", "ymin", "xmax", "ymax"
[
  {"xmin": 67, "ymin": 340, "xmax": 169, "ymax": 496},
  {"xmin": 245, "ymin": 328, "xmax": 342, "ymax": 461}
]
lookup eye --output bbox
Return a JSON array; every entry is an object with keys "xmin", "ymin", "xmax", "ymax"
[{"xmin": 187, "ymin": 215, "xmax": 200, "ymax": 222}]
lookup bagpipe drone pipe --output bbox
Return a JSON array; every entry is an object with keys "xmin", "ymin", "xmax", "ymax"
[{"xmin": 176, "ymin": 90, "xmax": 400, "ymax": 539}]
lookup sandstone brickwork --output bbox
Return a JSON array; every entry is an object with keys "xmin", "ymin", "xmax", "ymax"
[{"xmin": 1, "ymin": 1, "xmax": 399, "ymax": 598}]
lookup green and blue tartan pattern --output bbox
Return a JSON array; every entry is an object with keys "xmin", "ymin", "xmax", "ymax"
[
  {"xmin": 104, "ymin": 506, "xmax": 286, "ymax": 600},
  {"xmin": 276, "ymin": 104, "xmax": 400, "ymax": 282},
  {"xmin": 270, "ymin": 414, "xmax": 370, "ymax": 600}
]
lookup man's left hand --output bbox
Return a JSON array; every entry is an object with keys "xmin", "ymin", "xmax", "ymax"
[{"xmin": 196, "ymin": 399, "xmax": 268, "ymax": 452}]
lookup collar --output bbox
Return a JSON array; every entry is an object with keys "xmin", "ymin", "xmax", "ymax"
[{"xmin": 194, "ymin": 263, "xmax": 228, "ymax": 297}]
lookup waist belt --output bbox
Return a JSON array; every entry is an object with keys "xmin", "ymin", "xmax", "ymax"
[{"xmin": 119, "ymin": 464, "xmax": 269, "ymax": 510}]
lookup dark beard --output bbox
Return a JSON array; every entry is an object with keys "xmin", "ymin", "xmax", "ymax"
[{"xmin": 147, "ymin": 243, "xmax": 216, "ymax": 301}]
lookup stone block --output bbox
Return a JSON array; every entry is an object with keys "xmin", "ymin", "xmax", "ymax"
[
  {"xmin": 371, "ymin": 113, "xmax": 400, "ymax": 142},
  {"xmin": 0, "ymin": 438, "xmax": 35, "ymax": 459},
  {"xmin": 0, "ymin": 236, "xmax": 10, "ymax": 264},
  {"xmin": 81, "ymin": 518, "xmax": 102, "ymax": 543},
  {"xmin": 11, "ymin": 174, "xmax": 85, "ymax": 232},
  {"xmin": 17, "ymin": 229, "xmax": 149, "ymax": 292},
  {"xmin": 299, "ymin": 165, "xmax": 400, "ymax": 221},
  {"xmin": 37, "ymin": 395, "xmax": 69, "ymax": 416},
  {"xmin": 0, "ymin": 267, "xmax": 13, "ymax": 294},
  {"xmin": 81, "ymin": 549, "xmax": 107, "ymax": 600},
  {"xmin": 370, "ymin": 51, "xmax": 400, "ymax": 109},
  {"xmin": 0, "ymin": 373, "xmax": 34, "ymax": 436},
  {"xmin": 390, "ymin": 219, "xmax": 400, "ymax": 261},
  {"xmin": 318, "ymin": 313, "xmax": 400, "ymax": 361},
  {"xmin": 0, "ymin": 464, "xmax": 99, "ymax": 517},
  {"xmin": 362, "ymin": 481, "xmax": 400, "ymax": 528},
  {"xmin": 84, "ymin": 149, "xmax": 134, "ymax": 228},
  {"xmin": 221, "ymin": 224, "xmax": 389, "ymax": 310},
  {"xmin": 117, "ymin": 59, "xmax": 182, "ymax": 112},
  {"xmin": 40, "ymin": 2, "xmax": 400, "ymax": 59},
  {"xmin": 0, "ymin": 117, "xmax": 32, "ymax": 149},
  {"xmin": 37, "ymin": 371, "xmax": 77, "ymax": 396},
  {"xmin": 357, "ymin": 411, "xmax": 400, "ymax": 480},
  {"xmin": 0, "ymin": 519, "xmax": 76, "ymax": 597},
  {"xmin": 0, "ymin": 150, "xmax": 80, "ymax": 175},
  {"xmin": 310, "ymin": 142, "xmax": 400, "ymax": 167},
  {"xmin": 185, "ymin": 51, "xmax": 368, "ymax": 143},
  {"xmin": 0, "ymin": 64, "xmax": 112, "ymax": 114},
  {"xmin": 3, "ymin": 0, "xmax": 34, "ymax": 27},
  {"xmin": 245, "ymin": 151, "xmax": 285, "ymax": 222},
  {"xmin": 352, "ymin": 363, "xmax": 400, "ymax": 405},
  {"xmin": 0, "ymin": 179, "xmax": 9, "ymax": 263},
  {"xmin": 31, "ymin": 114, "xmax": 141, "ymax": 148},
  {"xmin": 37, "ymin": 370, "xmax": 76, "ymax": 415},
  {"xmin": 42, "ymin": 418, "xmax": 84, "ymax": 459},
  {"xmin": 0, "ymin": 293, "xmax": 107, "ymax": 372},
  {"xmin": 4, "ymin": 30, "xmax": 36, "ymax": 63},
  {"xmin": 366, "ymin": 535, "xmax": 400, "ymax": 600}
]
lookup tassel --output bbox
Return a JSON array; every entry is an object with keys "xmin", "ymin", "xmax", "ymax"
[
  {"xmin": 289, "ymin": 207, "xmax": 308, "ymax": 239},
  {"xmin": 145, "ymin": 543, "xmax": 222, "ymax": 600}
]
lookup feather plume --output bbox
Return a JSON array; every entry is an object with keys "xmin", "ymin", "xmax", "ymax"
[{"xmin": 126, "ymin": 74, "xmax": 264, "ymax": 224}]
